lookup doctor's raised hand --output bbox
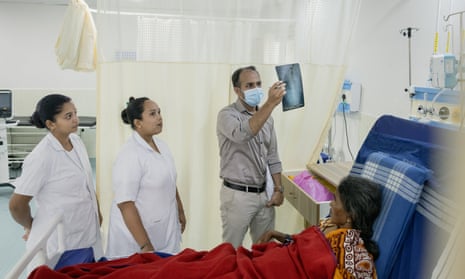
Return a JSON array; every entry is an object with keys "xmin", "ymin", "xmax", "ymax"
[
  {"xmin": 268, "ymin": 80, "xmax": 287, "ymax": 106},
  {"xmin": 106, "ymin": 97, "xmax": 186, "ymax": 258},
  {"xmin": 9, "ymin": 93, "xmax": 103, "ymax": 267}
]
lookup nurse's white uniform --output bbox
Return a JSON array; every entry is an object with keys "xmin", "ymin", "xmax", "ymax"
[
  {"xmin": 13, "ymin": 133, "xmax": 102, "ymax": 265},
  {"xmin": 106, "ymin": 132, "xmax": 181, "ymax": 258}
]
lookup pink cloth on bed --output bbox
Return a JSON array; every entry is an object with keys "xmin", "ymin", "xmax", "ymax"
[{"xmin": 28, "ymin": 226, "xmax": 336, "ymax": 279}]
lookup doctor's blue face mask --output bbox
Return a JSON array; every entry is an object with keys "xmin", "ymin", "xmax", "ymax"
[{"xmin": 243, "ymin": 87, "xmax": 264, "ymax": 107}]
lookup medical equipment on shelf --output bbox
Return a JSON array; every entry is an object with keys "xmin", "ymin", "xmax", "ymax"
[
  {"xmin": 3, "ymin": 116, "xmax": 96, "ymax": 185},
  {"xmin": 430, "ymin": 54, "xmax": 458, "ymax": 89},
  {"xmin": 408, "ymin": 8, "xmax": 465, "ymax": 128},
  {"xmin": 410, "ymin": 86, "xmax": 461, "ymax": 127},
  {"xmin": 0, "ymin": 89, "xmax": 13, "ymax": 185}
]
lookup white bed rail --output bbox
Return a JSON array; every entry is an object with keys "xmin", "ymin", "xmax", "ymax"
[{"xmin": 5, "ymin": 214, "xmax": 65, "ymax": 279}]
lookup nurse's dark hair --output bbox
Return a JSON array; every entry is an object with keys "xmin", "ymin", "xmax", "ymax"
[
  {"xmin": 121, "ymin": 96, "xmax": 149, "ymax": 129},
  {"xmin": 231, "ymin": 65, "xmax": 258, "ymax": 88},
  {"xmin": 338, "ymin": 175, "xmax": 382, "ymax": 260},
  {"xmin": 31, "ymin": 94, "xmax": 72, "ymax": 129}
]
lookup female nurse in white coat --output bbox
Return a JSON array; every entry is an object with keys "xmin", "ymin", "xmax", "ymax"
[
  {"xmin": 9, "ymin": 94, "xmax": 103, "ymax": 269},
  {"xmin": 106, "ymin": 96, "xmax": 186, "ymax": 258}
]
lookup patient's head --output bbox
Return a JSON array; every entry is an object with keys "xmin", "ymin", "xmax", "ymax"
[
  {"xmin": 337, "ymin": 175, "xmax": 382, "ymax": 232},
  {"xmin": 334, "ymin": 175, "xmax": 382, "ymax": 259},
  {"xmin": 31, "ymin": 94, "xmax": 73, "ymax": 130}
]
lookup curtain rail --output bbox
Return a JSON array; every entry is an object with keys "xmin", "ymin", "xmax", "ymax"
[{"xmin": 90, "ymin": 8, "xmax": 295, "ymax": 23}]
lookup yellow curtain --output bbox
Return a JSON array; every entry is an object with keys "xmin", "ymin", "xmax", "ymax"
[{"xmin": 95, "ymin": 0, "xmax": 361, "ymax": 250}]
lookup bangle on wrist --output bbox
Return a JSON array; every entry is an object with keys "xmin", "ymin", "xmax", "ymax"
[
  {"xmin": 283, "ymin": 234, "xmax": 293, "ymax": 245},
  {"xmin": 140, "ymin": 241, "xmax": 151, "ymax": 250}
]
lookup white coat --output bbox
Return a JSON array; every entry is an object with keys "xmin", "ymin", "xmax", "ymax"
[
  {"xmin": 13, "ymin": 133, "xmax": 102, "ymax": 260},
  {"xmin": 106, "ymin": 132, "xmax": 181, "ymax": 258}
]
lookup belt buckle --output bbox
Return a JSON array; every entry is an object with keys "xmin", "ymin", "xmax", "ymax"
[{"xmin": 246, "ymin": 185, "xmax": 257, "ymax": 193}]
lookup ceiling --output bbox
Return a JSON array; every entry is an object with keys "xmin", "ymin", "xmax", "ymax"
[{"xmin": 0, "ymin": 0, "xmax": 96, "ymax": 8}]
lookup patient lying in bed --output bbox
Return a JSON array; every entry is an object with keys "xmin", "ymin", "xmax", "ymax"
[
  {"xmin": 29, "ymin": 226, "xmax": 334, "ymax": 278},
  {"xmin": 27, "ymin": 175, "xmax": 381, "ymax": 279}
]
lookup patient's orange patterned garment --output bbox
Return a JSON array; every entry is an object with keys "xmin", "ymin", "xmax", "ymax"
[{"xmin": 325, "ymin": 228, "xmax": 377, "ymax": 279}]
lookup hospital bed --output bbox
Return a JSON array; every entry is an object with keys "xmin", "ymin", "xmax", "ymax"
[
  {"xmin": 5, "ymin": 215, "xmax": 66, "ymax": 279},
  {"xmin": 5, "ymin": 114, "xmax": 458, "ymax": 279}
]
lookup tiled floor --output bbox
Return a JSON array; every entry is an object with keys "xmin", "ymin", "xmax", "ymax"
[{"xmin": 0, "ymin": 185, "xmax": 29, "ymax": 279}]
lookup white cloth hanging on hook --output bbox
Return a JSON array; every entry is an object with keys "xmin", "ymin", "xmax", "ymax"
[{"xmin": 55, "ymin": 0, "xmax": 96, "ymax": 71}]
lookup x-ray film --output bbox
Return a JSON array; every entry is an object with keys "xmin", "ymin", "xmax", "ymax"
[{"xmin": 275, "ymin": 63, "xmax": 304, "ymax": 111}]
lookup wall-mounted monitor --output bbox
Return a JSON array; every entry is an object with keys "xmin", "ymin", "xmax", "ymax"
[{"xmin": 0, "ymin": 90, "xmax": 13, "ymax": 119}]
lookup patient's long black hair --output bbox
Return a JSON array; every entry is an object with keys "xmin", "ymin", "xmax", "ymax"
[{"xmin": 338, "ymin": 175, "xmax": 382, "ymax": 260}]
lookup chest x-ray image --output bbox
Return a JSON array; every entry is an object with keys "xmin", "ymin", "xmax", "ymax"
[{"xmin": 275, "ymin": 63, "xmax": 304, "ymax": 111}]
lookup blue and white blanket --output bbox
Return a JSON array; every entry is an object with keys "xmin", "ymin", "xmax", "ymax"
[
  {"xmin": 350, "ymin": 115, "xmax": 455, "ymax": 279},
  {"xmin": 353, "ymin": 151, "xmax": 430, "ymax": 278}
]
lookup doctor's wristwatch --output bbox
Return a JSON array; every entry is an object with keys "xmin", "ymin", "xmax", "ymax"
[{"xmin": 274, "ymin": 185, "xmax": 284, "ymax": 194}]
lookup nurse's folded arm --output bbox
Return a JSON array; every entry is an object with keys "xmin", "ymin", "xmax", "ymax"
[
  {"xmin": 9, "ymin": 193, "xmax": 34, "ymax": 240},
  {"xmin": 118, "ymin": 201, "xmax": 155, "ymax": 253}
]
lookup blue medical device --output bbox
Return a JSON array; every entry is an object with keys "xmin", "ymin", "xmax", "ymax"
[{"xmin": 430, "ymin": 54, "xmax": 458, "ymax": 89}]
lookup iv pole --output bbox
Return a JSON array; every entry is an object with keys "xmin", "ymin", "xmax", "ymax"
[{"xmin": 400, "ymin": 27, "xmax": 420, "ymax": 100}]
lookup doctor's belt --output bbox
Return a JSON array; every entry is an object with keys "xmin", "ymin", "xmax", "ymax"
[{"xmin": 223, "ymin": 180, "xmax": 266, "ymax": 193}]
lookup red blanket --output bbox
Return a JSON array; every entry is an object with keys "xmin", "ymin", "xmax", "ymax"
[{"xmin": 28, "ymin": 226, "xmax": 336, "ymax": 279}]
